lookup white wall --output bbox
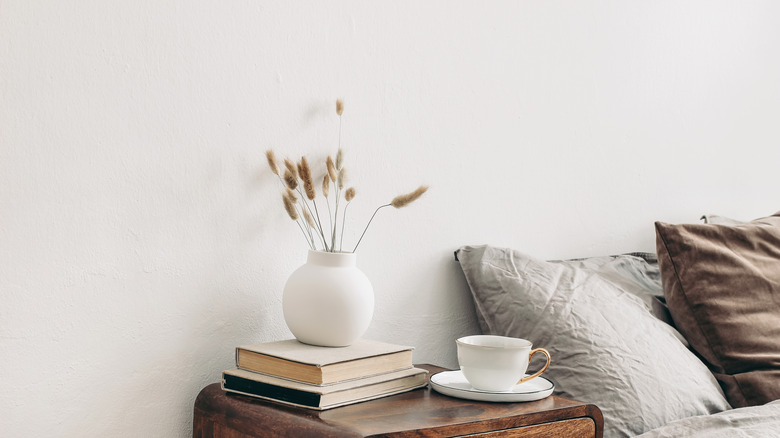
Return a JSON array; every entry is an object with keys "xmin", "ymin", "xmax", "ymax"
[{"xmin": 2, "ymin": 1, "xmax": 779, "ymax": 436}]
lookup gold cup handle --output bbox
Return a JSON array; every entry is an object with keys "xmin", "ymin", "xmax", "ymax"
[{"xmin": 518, "ymin": 348, "xmax": 551, "ymax": 385}]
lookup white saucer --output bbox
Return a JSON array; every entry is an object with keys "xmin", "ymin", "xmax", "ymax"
[{"xmin": 430, "ymin": 370, "xmax": 554, "ymax": 402}]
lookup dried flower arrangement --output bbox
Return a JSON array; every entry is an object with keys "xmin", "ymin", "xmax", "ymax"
[{"xmin": 266, "ymin": 99, "xmax": 427, "ymax": 253}]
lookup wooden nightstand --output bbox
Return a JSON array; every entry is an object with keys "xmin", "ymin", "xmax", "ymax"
[{"xmin": 193, "ymin": 364, "xmax": 603, "ymax": 437}]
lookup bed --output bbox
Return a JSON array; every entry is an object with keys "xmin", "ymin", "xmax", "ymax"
[{"xmin": 455, "ymin": 211, "xmax": 780, "ymax": 437}]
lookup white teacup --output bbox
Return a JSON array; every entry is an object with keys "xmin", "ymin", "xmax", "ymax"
[{"xmin": 456, "ymin": 335, "xmax": 551, "ymax": 392}]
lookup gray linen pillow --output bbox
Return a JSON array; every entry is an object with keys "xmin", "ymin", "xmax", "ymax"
[
  {"xmin": 700, "ymin": 214, "xmax": 745, "ymax": 225},
  {"xmin": 456, "ymin": 245, "xmax": 731, "ymax": 438}
]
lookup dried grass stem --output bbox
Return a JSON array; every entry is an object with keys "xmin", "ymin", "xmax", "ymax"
[{"xmin": 391, "ymin": 186, "xmax": 428, "ymax": 208}]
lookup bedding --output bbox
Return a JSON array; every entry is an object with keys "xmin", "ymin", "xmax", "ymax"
[
  {"xmin": 456, "ymin": 211, "xmax": 780, "ymax": 437},
  {"xmin": 636, "ymin": 399, "xmax": 780, "ymax": 438},
  {"xmin": 456, "ymin": 246, "xmax": 730, "ymax": 437},
  {"xmin": 655, "ymin": 212, "xmax": 780, "ymax": 407}
]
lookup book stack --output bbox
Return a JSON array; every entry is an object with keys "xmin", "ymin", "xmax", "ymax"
[{"xmin": 221, "ymin": 338, "xmax": 428, "ymax": 410}]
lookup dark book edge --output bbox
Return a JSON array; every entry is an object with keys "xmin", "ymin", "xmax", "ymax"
[
  {"xmin": 223, "ymin": 373, "xmax": 322, "ymax": 407},
  {"xmin": 222, "ymin": 379, "xmax": 429, "ymax": 411}
]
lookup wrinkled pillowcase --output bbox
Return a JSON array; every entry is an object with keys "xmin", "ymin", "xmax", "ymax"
[
  {"xmin": 456, "ymin": 245, "xmax": 730, "ymax": 438},
  {"xmin": 557, "ymin": 252, "xmax": 683, "ymax": 343},
  {"xmin": 655, "ymin": 212, "xmax": 780, "ymax": 408}
]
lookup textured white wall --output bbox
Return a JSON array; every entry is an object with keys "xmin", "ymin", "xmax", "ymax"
[{"xmin": 2, "ymin": 1, "xmax": 780, "ymax": 436}]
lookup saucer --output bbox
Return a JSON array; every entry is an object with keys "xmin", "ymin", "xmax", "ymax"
[{"xmin": 429, "ymin": 370, "xmax": 554, "ymax": 402}]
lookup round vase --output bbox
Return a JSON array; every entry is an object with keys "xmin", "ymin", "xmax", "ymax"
[{"xmin": 282, "ymin": 250, "xmax": 374, "ymax": 347}]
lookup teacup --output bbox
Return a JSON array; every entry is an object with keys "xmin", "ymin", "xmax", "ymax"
[{"xmin": 456, "ymin": 335, "xmax": 551, "ymax": 392}]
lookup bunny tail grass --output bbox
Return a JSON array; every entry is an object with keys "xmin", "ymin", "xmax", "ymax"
[
  {"xmin": 282, "ymin": 194, "xmax": 298, "ymax": 220},
  {"xmin": 283, "ymin": 158, "xmax": 298, "ymax": 180},
  {"xmin": 302, "ymin": 206, "xmax": 316, "ymax": 229},
  {"xmin": 300, "ymin": 156, "xmax": 316, "ymax": 201},
  {"xmin": 283, "ymin": 169, "xmax": 298, "ymax": 190},
  {"xmin": 390, "ymin": 185, "xmax": 428, "ymax": 208},
  {"xmin": 322, "ymin": 175, "xmax": 330, "ymax": 198},
  {"xmin": 337, "ymin": 168, "xmax": 346, "ymax": 190},
  {"xmin": 266, "ymin": 150, "xmax": 280, "ymax": 175},
  {"xmin": 285, "ymin": 188, "xmax": 298, "ymax": 203},
  {"xmin": 326, "ymin": 156, "xmax": 338, "ymax": 182}
]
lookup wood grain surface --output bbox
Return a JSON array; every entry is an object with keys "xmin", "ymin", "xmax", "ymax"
[{"xmin": 193, "ymin": 364, "xmax": 603, "ymax": 437}]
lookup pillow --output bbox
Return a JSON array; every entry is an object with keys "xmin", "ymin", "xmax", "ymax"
[
  {"xmin": 456, "ymin": 245, "xmax": 730, "ymax": 438},
  {"xmin": 700, "ymin": 214, "xmax": 746, "ymax": 225},
  {"xmin": 556, "ymin": 252, "xmax": 682, "ymax": 337},
  {"xmin": 655, "ymin": 212, "xmax": 780, "ymax": 408}
]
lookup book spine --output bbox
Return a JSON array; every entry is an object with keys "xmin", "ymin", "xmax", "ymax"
[{"xmin": 222, "ymin": 373, "xmax": 322, "ymax": 408}]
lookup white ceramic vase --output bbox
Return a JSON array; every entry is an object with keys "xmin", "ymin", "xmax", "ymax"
[{"xmin": 282, "ymin": 250, "xmax": 374, "ymax": 347}]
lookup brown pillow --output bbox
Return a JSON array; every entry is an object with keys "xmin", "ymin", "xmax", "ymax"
[{"xmin": 655, "ymin": 212, "xmax": 780, "ymax": 407}]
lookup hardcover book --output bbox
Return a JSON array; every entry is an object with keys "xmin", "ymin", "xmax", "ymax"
[
  {"xmin": 235, "ymin": 339, "xmax": 414, "ymax": 385},
  {"xmin": 221, "ymin": 367, "xmax": 429, "ymax": 410}
]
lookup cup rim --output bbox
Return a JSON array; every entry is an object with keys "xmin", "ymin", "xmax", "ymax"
[{"xmin": 456, "ymin": 335, "xmax": 532, "ymax": 349}]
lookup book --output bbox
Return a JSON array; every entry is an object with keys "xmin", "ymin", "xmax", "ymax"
[
  {"xmin": 221, "ymin": 366, "xmax": 429, "ymax": 410},
  {"xmin": 235, "ymin": 339, "xmax": 414, "ymax": 385}
]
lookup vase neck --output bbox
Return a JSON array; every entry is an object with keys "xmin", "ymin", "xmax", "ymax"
[{"xmin": 307, "ymin": 249, "xmax": 357, "ymax": 267}]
